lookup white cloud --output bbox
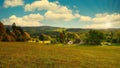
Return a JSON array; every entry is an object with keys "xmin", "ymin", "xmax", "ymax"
[
  {"xmin": 84, "ymin": 13, "xmax": 120, "ymax": 28},
  {"xmin": 3, "ymin": 0, "xmax": 120, "ymax": 28},
  {"xmin": 74, "ymin": 15, "xmax": 92, "ymax": 22},
  {"xmin": 24, "ymin": 0, "xmax": 77, "ymax": 21},
  {"xmin": 4, "ymin": 0, "xmax": 24, "ymax": 8},
  {"xmin": 2, "ymin": 13, "xmax": 44, "ymax": 26},
  {"xmin": 74, "ymin": 14, "xmax": 80, "ymax": 18},
  {"xmin": 80, "ymin": 16, "xmax": 92, "ymax": 22},
  {"xmin": 93, "ymin": 13, "xmax": 120, "ymax": 23},
  {"xmin": 85, "ymin": 23, "xmax": 111, "ymax": 29},
  {"xmin": 44, "ymin": 11, "xmax": 75, "ymax": 21},
  {"xmin": 24, "ymin": 0, "xmax": 72, "ymax": 14}
]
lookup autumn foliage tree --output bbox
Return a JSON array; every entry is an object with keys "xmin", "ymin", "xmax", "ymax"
[
  {"xmin": 0, "ymin": 22, "xmax": 10, "ymax": 41},
  {"xmin": 22, "ymin": 32, "xmax": 31, "ymax": 41},
  {"xmin": 0, "ymin": 22, "xmax": 4, "ymax": 41},
  {"xmin": 0, "ymin": 22, "xmax": 31, "ymax": 42}
]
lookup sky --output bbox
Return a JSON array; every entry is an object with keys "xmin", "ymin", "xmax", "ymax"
[{"xmin": 0, "ymin": 0, "xmax": 120, "ymax": 28}]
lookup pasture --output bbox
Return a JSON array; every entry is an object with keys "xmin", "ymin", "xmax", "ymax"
[{"xmin": 0, "ymin": 42, "xmax": 120, "ymax": 68}]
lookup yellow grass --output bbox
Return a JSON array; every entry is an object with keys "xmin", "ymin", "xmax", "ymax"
[{"xmin": 0, "ymin": 42, "xmax": 120, "ymax": 68}]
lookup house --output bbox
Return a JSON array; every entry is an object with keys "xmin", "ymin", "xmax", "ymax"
[{"xmin": 67, "ymin": 41, "xmax": 73, "ymax": 45}]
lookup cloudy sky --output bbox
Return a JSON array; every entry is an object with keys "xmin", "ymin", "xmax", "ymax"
[{"xmin": 0, "ymin": 0, "xmax": 120, "ymax": 28}]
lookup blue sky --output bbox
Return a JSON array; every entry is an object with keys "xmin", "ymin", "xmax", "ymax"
[{"xmin": 0, "ymin": 0, "xmax": 120, "ymax": 28}]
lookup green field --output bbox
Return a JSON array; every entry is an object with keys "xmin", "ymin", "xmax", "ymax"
[{"xmin": 0, "ymin": 42, "xmax": 120, "ymax": 68}]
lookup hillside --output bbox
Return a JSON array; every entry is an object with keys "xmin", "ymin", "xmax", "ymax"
[{"xmin": 5, "ymin": 25, "xmax": 120, "ymax": 37}]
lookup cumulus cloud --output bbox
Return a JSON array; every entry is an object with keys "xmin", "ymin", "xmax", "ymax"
[
  {"xmin": 3, "ymin": 0, "xmax": 120, "ymax": 28},
  {"xmin": 2, "ymin": 13, "xmax": 44, "ymax": 26},
  {"xmin": 24, "ymin": 0, "xmax": 86, "ymax": 22},
  {"xmin": 85, "ymin": 23, "xmax": 111, "ymax": 29},
  {"xmin": 24, "ymin": 0, "xmax": 72, "ymax": 14},
  {"xmin": 44, "ymin": 11, "xmax": 75, "ymax": 21},
  {"xmin": 74, "ymin": 14, "xmax": 92, "ymax": 22},
  {"xmin": 80, "ymin": 16, "xmax": 92, "ymax": 22},
  {"xmin": 24, "ymin": 0, "xmax": 77, "ymax": 21},
  {"xmin": 84, "ymin": 13, "xmax": 120, "ymax": 28},
  {"xmin": 93, "ymin": 13, "xmax": 120, "ymax": 23},
  {"xmin": 4, "ymin": 0, "xmax": 24, "ymax": 8}
]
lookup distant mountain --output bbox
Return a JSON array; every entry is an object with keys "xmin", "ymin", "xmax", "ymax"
[
  {"xmin": 4, "ymin": 25, "xmax": 120, "ymax": 36},
  {"xmin": 4, "ymin": 25, "xmax": 63, "ymax": 36}
]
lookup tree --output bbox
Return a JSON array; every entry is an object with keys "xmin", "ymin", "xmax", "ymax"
[
  {"xmin": 22, "ymin": 32, "xmax": 31, "ymax": 41},
  {"xmin": 17, "ymin": 27, "xmax": 24, "ymax": 34},
  {"xmin": 39, "ymin": 34, "xmax": 51, "ymax": 43},
  {"xmin": 2, "ymin": 34, "xmax": 10, "ymax": 41},
  {"xmin": 39, "ymin": 34, "xmax": 45, "ymax": 41},
  {"xmin": 0, "ymin": 22, "xmax": 6, "ymax": 41},
  {"xmin": 12, "ymin": 23, "xmax": 16, "ymax": 30},
  {"xmin": 2, "ymin": 33, "xmax": 15, "ymax": 42},
  {"xmin": 13, "ymin": 29, "xmax": 22, "ymax": 41},
  {"xmin": 12, "ymin": 25, "xmax": 25, "ymax": 41},
  {"xmin": 103, "ymin": 31, "xmax": 113, "ymax": 43},
  {"xmin": 6, "ymin": 28, "xmax": 11, "ymax": 34},
  {"xmin": 67, "ymin": 32, "xmax": 79, "ymax": 41},
  {"xmin": 39, "ymin": 34, "xmax": 51, "ymax": 41},
  {"xmin": 5, "ymin": 28, "xmax": 16, "ymax": 41},
  {"xmin": 0, "ymin": 21, "xmax": 5, "ymax": 34},
  {"xmin": 59, "ymin": 30, "xmax": 67, "ymax": 44},
  {"xmin": 86, "ymin": 30, "xmax": 105, "ymax": 45},
  {"xmin": 79, "ymin": 33, "xmax": 87, "ymax": 41},
  {"xmin": 0, "ymin": 22, "xmax": 31, "ymax": 42},
  {"xmin": 112, "ymin": 31, "xmax": 120, "ymax": 43},
  {"xmin": 9, "ymin": 32, "xmax": 17, "ymax": 41}
]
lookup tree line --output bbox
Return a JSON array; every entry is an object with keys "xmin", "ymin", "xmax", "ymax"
[
  {"xmin": 37, "ymin": 29, "xmax": 120, "ymax": 45},
  {"xmin": 0, "ymin": 21, "xmax": 120, "ymax": 45}
]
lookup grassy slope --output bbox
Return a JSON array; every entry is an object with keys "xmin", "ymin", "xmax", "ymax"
[{"xmin": 0, "ymin": 42, "xmax": 120, "ymax": 68}]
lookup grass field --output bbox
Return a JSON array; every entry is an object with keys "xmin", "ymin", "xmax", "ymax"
[{"xmin": 0, "ymin": 42, "xmax": 120, "ymax": 68}]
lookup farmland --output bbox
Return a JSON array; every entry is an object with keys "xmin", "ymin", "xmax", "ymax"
[{"xmin": 0, "ymin": 42, "xmax": 120, "ymax": 68}]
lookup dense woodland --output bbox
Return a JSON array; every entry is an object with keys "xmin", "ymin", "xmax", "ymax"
[{"xmin": 0, "ymin": 21, "xmax": 120, "ymax": 45}]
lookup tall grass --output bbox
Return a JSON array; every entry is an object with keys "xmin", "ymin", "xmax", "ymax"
[{"xmin": 0, "ymin": 42, "xmax": 120, "ymax": 68}]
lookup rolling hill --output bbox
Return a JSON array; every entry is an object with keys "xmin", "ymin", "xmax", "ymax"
[{"xmin": 4, "ymin": 25, "xmax": 120, "ymax": 37}]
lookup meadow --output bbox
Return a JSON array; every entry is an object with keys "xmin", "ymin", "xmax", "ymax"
[{"xmin": 0, "ymin": 42, "xmax": 120, "ymax": 68}]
